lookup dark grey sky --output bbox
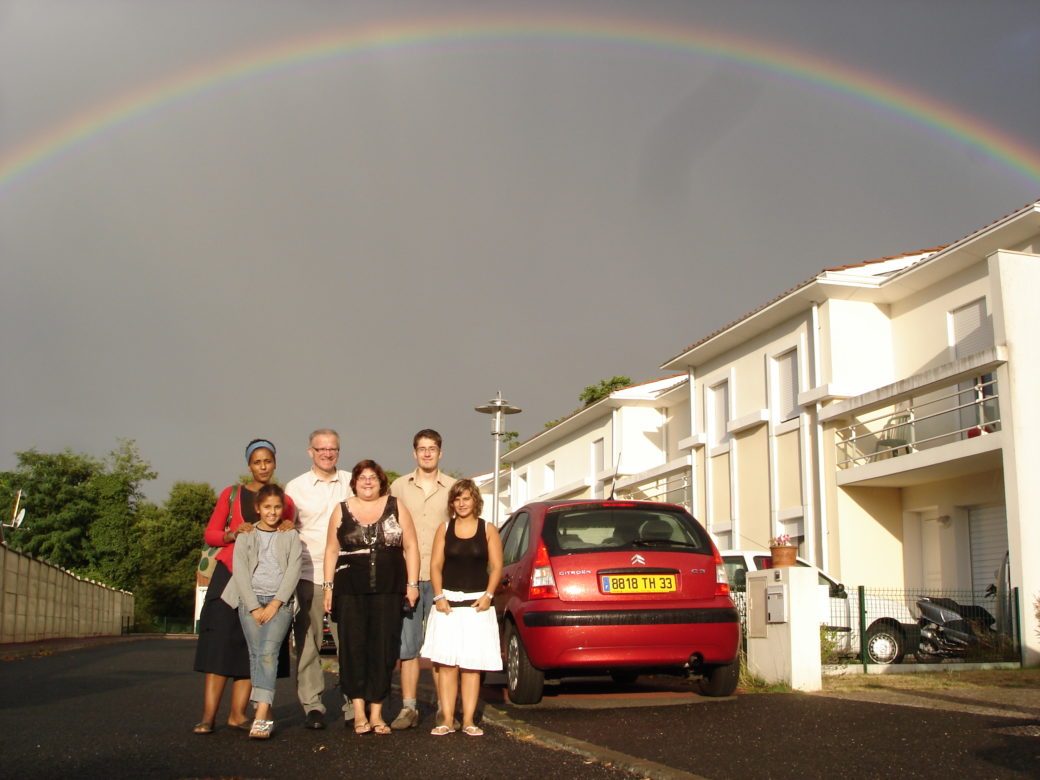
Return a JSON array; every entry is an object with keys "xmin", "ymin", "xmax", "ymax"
[{"xmin": 2, "ymin": 0, "xmax": 1038, "ymax": 501}]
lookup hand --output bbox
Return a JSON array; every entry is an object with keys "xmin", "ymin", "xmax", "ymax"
[
  {"xmin": 251, "ymin": 607, "xmax": 265, "ymax": 625},
  {"xmin": 405, "ymin": 584, "xmax": 419, "ymax": 608},
  {"xmin": 435, "ymin": 598, "xmax": 452, "ymax": 615},
  {"xmin": 277, "ymin": 517, "xmax": 295, "ymax": 532},
  {"xmin": 255, "ymin": 601, "xmax": 281, "ymax": 624},
  {"xmin": 472, "ymin": 593, "xmax": 491, "ymax": 613},
  {"xmin": 236, "ymin": 523, "xmax": 255, "ymax": 536}
]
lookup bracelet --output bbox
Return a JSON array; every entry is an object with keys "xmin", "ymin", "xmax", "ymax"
[
  {"xmin": 482, "ymin": 592, "xmax": 493, "ymax": 600},
  {"xmin": 406, "ymin": 582, "xmax": 419, "ymax": 588},
  {"xmin": 322, "ymin": 582, "xmax": 333, "ymax": 591},
  {"xmin": 432, "ymin": 593, "xmax": 445, "ymax": 602}
]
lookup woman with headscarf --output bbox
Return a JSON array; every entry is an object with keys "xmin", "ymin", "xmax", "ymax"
[{"xmin": 192, "ymin": 439, "xmax": 296, "ymax": 735}]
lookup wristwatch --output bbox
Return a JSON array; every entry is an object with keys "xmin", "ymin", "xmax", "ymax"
[{"xmin": 322, "ymin": 581, "xmax": 334, "ymax": 591}]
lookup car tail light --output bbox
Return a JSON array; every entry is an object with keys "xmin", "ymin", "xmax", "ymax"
[
  {"xmin": 529, "ymin": 539, "xmax": 558, "ymax": 600},
  {"xmin": 713, "ymin": 549, "xmax": 730, "ymax": 596}
]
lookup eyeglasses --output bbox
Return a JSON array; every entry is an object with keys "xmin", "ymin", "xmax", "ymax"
[
  {"xmin": 415, "ymin": 447, "xmax": 440, "ymax": 455},
  {"xmin": 311, "ymin": 447, "xmax": 339, "ymax": 454},
  {"xmin": 357, "ymin": 474, "xmax": 380, "ymax": 482}
]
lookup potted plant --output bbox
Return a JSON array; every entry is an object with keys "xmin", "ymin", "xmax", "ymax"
[{"xmin": 769, "ymin": 534, "xmax": 796, "ymax": 567}]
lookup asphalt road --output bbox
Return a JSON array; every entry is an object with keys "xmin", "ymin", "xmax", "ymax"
[{"xmin": 1, "ymin": 637, "xmax": 1038, "ymax": 779}]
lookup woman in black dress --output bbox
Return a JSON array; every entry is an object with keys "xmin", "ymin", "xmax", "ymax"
[{"xmin": 322, "ymin": 460, "xmax": 419, "ymax": 735}]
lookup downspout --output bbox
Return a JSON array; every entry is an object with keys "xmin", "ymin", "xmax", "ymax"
[
  {"xmin": 810, "ymin": 300, "xmax": 829, "ymax": 573},
  {"xmin": 688, "ymin": 367, "xmax": 698, "ymax": 516}
]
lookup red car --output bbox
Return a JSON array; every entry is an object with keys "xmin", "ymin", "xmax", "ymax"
[{"xmin": 494, "ymin": 500, "xmax": 740, "ymax": 704}]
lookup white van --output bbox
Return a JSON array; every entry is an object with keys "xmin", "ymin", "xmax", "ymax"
[{"xmin": 720, "ymin": 550, "xmax": 918, "ymax": 664}]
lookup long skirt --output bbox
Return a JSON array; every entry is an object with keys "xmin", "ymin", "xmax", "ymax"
[
  {"xmin": 194, "ymin": 561, "xmax": 290, "ymax": 678},
  {"xmin": 335, "ymin": 591, "xmax": 404, "ymax": 702}
]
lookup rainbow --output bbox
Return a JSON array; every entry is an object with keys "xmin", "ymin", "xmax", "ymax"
[{"xmin": 3, "ymin": 14, "xmax": 1040, "ymax": 191}]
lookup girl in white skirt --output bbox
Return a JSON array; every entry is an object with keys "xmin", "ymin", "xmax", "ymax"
[{"xmin": 421, "ymin": 479, "xmax": 503, "ymax": 736}]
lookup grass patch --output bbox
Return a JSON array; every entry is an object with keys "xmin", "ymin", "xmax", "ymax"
[{"xmin": 822, "ymin": 667, "xmax": 1040, "ymax": 693}]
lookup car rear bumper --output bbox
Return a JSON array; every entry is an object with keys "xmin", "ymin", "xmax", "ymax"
[{"xmin": 517, "ymin": 606, "xmax": 740, "ymax": 668}]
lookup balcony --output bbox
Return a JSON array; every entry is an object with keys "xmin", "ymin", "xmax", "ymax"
[{"xmin": 834, "ymin": 376, "xmax": 1001, "ymax": 486}]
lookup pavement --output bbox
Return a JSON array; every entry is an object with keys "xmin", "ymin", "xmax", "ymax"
[{"xmin": 2, "ymin": 635, "xmax": 1039, "ymax": 779}]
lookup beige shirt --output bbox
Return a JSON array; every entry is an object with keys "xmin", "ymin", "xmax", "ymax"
[
  {"xmin": 390, "ymin": 469, "xmax": 457, "ymax": 581},
  {"xmin": 285, "ymin": 468, "xmax": 353, "ymax": 583}
]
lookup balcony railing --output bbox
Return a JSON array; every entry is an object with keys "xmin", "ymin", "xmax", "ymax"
[
  {"xmin": 836, "ymin": 376, "xmax": 1000, "ymax": 469},
  {"xmin": 616, "ymin": 472, "xmax": 691, "ymax": 509}
]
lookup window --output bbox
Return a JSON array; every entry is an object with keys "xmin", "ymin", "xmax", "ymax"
[
  {"xmin": 501, "ymin": 512, "xmax": 531, "ymax": 564},
  {"xmin": 515, "ymin": 471, "xmax": 528, "ymax": 507},
  {"xmin": 543, "ymin": 461, "xmax": 555, "ymax": 493},
  {"xmin": 951, "ymin": 298, "xmax": 992, "ymax": 359},
  {"xmin": 951, "ymin": 298, "xmax": 997, "ymax": 434},
  {"xmin": 710, "ymin": 381, "xmax": 730, "ymax": 447},
  {"xmin": 775, "ymin": 350, "xmax": 799, "ymax": 422}
]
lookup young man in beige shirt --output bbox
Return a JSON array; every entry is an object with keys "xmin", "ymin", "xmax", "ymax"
[{"xmin": 388, "ymin": 429, "xmax": 457, "ymax": 730}]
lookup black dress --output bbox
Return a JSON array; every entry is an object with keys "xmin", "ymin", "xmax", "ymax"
[{"xmin": 333, "ymin": 496, "xmax": 406, "ymax": 702}]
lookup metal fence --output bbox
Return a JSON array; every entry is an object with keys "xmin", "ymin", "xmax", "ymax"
[{"xmin": 731, "ymin": 584, "xmax": 1020, "ymax": 666}]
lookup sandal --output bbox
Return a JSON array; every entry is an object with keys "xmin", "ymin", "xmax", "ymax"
[
  {"xmin": 193, "ymin": 722, "xmax": 214, "ymax": 735},
  {"xmin": 249, "ymin": 719, "xmax": 274, "ymax": 740},
  {"xmin": 227, "ymin": 720, "xmax": 252, "ymax": 731},
  {"xmin": 371, "ymin": 722, "xmax": 391, "ymax": 735},
  {"xmin": 354, "ymin": 720, "xmax": 373, "ymax": 735},
  {"xmin": 463, "ymin": 725, "xmax": 484, "ymax": 737},
  {"xmin": 430, "ymin": 724, "xmax": 454, "ymax": 736}
]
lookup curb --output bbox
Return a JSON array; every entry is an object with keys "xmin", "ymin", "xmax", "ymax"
[{"xmin": 481, "ymin": 702, "xmax": 709, "ymax": 780}]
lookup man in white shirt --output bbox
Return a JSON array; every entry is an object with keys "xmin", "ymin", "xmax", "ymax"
[
  {"xmin": 388, "ymin": 429, "xmax": 457, "ymax": 730},
  {"xmin": 284, "ymin": 428, "xmax": 352, "ymax": 729}
]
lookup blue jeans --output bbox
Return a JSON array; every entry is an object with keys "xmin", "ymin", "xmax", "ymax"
[
  {"xmin": 239, "ymin": 596, "xmax": 294, "ymax": 705},
  {"xmin": 399, "ymin": 580, "xmax": 435, "ymax": 660}
]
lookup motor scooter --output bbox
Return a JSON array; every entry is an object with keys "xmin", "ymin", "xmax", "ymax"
[{"xmin": 914, "ymin": 596, "xmax": 996, "ymax": 661}]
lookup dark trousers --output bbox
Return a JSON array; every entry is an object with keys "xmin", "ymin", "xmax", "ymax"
[{"xmin": 335, "ymin": 592, "xmax": 404, "ymax": 703}]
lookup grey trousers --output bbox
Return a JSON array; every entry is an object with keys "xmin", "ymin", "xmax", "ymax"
[{"xmin": 293, "ymin": 580, "xmax": 350, "ymax": 716}]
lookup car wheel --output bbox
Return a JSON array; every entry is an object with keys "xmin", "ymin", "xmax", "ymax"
[
  {"xmin": 505, "ymin": 623, "xmax": 544, "ymax": 705},
  {"xmin": 865, "ymin": 623, "xmax": 905, "ymax": 664},
  {"xmin": 697, "ymin": 657, "xmax": 739, "ymax": 697},
  {"xmin": 610, "ymin": 670, "xmax": 639, "ymax": 685}
]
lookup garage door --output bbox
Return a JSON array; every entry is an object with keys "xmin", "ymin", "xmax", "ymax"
[{"xmin": 969, "ymin": 505, "xmax": 1007, "ymax": 594}]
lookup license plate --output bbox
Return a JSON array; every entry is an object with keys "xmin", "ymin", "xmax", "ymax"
[{"xmin": 600, "ymin": 574, "xmax": 676, "ymax": 594}]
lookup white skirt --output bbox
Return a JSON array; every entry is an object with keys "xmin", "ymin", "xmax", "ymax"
[{"xmin": 420, "ymin": 589, "xmax": 503, "ymax": 671}]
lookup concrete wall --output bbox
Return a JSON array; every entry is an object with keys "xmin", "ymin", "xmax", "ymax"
[{"xmin": 0, "ymin": 545, "xmax": 134, "ymax": 642}]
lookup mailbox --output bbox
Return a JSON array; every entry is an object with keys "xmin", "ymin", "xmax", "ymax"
[{"xmin": 766, "ymin": 584, "xmax": 787, "ymax": 623}]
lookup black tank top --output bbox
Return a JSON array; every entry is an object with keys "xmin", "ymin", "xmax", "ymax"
[
  {"xmin": 334, "ymin": 496, "xmax": 405, "ymax": 594},
  {"xmin": 443, "ymin": 517, "xmax": 489, "ymax": 592}
]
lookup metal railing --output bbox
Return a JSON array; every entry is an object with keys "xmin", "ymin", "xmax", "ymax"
[
  {"xmin": 616, "ymin": 473, "xmax": 691, "ymax": 510},
  {"xmin": 731, "ymin": 584, "xmax": 1019, "ymax": 666},
  {"xmin": 836, "ymin": 377, "xmax": 1000, "ymax": 469}
]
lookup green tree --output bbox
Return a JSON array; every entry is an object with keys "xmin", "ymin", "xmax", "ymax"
[
  {"xmin": 579, "ymin": 376, "xmax": 633, "ymax": 407},
  {"xmin": 82, "ymin": 440, "xmax": 157, "ymax": 589},
  {"xmin": 1, "ymin": 449, "xmax": 102, "ymax": 570}
]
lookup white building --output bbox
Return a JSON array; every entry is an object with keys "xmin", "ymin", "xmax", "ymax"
[
  {"xmin": 498, "ymin": 201, "xmax": 1040, "ymax": 664},
  {"xmin": 501, "ymin": 375, "xmax": 690, "ymax": 507},
  {"xmin": 660, "ymin": 201, "xmax": 1040, "ymax": 664}
]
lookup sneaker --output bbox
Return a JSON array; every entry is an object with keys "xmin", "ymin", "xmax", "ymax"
[
  {"xmin": 304, "ymin": 710, "xmax": 326, "ymax": 730},
  {"xmin": 390, "ymin": 707, "xmax": 419, "ymax": 730}
]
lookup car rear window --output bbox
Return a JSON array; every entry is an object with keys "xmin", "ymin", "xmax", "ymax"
[{"xmin": 542, "ymin": 505, "xmax": 713, "ymax": 556}]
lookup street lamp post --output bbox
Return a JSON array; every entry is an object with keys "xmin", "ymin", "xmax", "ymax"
[{"xmin": 475, "ymin": 391, "xmax": 521, "ymax": 528}]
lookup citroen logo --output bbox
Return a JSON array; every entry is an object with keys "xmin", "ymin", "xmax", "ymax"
[{"xmin": 631, "ymin": 554, "xmax": 646, "ymax": 565}]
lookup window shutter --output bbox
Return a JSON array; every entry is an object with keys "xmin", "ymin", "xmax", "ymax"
[{"xmin": 952, "ymin": 299, "xmax": 991, "ymax": 359}]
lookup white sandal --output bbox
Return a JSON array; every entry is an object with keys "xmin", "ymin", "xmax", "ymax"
[{"xmin": 249, "ymin": 719, "xmax": 274, "ymax": 739}]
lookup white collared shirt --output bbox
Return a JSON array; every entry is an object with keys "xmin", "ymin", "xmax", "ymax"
[{"xmin": 285, "ymin": 468, "xmax": 353, "ymax": 583}]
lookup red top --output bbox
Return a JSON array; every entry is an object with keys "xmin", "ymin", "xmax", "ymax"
[{"xmin": 204, "ymin": 485, "xmax": 297, "ymax": 572}]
